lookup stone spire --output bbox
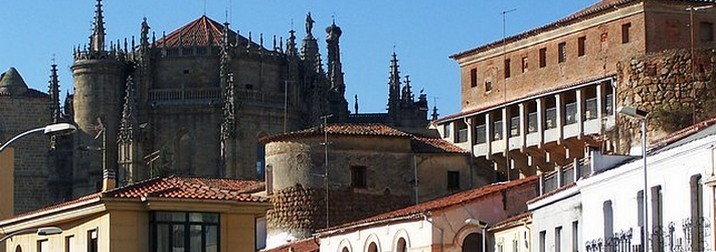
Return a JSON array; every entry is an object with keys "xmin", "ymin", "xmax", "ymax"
[
  {"xmin": 402, "ymin": 75, "xmax": 413, "ymax": 104},
  {"xmin": 90, "ymin": 0, "xmax": 106, "ymax": 52},
  {"xmin": 387, "ymin": 52, "xmax": 401, "ymax": 112},
  {"xmin": 0, "ymin": 67, "xmax": 29, "ymax": 96},
  {"xmin": 326, "ymin": 19, "xmax": 344, "ymax": 95},
  {"xmin": 118, "ymin": 76, "xmax": 136, "ymax": 144},
  {"xmin": 117, "ymin": 75, "xmax": 142, "ymax": 184},
  {"xmin": 49, "ymin": 64, "xmax": 61, "ymax": 123},
  {"xmin": 431, "ymin": 106, "xmax": 439, "ymax": 121}
]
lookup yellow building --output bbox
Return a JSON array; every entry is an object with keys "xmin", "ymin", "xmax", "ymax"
[{"xmin": 0, "ymin": 177, "xmax": 271, "ymax": 252}]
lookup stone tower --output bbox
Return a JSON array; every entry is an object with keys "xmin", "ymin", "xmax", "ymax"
[{"xmin": 71, "ymin": 0, "xmax": 127, "ymax": 195}]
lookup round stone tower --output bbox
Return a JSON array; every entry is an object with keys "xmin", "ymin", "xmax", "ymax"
[{"xmin": 71, "ymin": 0, "xmax": 127, "ymax": 195}]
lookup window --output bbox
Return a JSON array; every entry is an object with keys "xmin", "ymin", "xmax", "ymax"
[
  {"xmin": 701, "ymin": 22, "xmax": 714, "ymax": 42},
  {"xmin": 37, "ymin": 240, "xmax": 48, "ymax": 252},
  {"xmin": 462, "ymin": 233, "xmax": 483, "ymax": 252},
  {"xmin": 637, "ymin": 190, "xmax": 645, "ymax": 246},
  {"xmin": 397, "ymin": 238, "xmax": 407, "ymax": 252},
  {"xmin": 521, "ymin": 56, "xmax": 529, "ymax": 73},
  {"xmin": 87, "ymin": 230, "xmax": 98, "ymax": 252},
  {"xmin": 622, "ymin": 23, "xmax": 631, "ymax": 43},
  {"xmin": 512, "ymin": 239, "xmax": 518, "ymax": 252},
  {"xmin": 342, "ymin": 247, "xmax": 349, "ymax": 252},
  {"xmin": 14, "ymin": 245, "xmax": 21, "ymax": 252},
  {"xmin": 368, "ymin": 242, "xmax": 378, "ymax": 252},
  {"xmin": 651, "ymin": 186, "xmax": 663, "ymax": 250},
  {"xmin": 504, "ymin": 59, "xmax": 511, "ymax": 78},
  {"xmin": 558, "ymin": 42, "xmax": 567, "ymax": 63},
  {"xmin": 577, "ymin": 36, "xmax": 586, "ymax": 56},
  {"xmin": 539, "ymin": 48, "xmax": 547, "ymax": 68},
  {"xmin": 443, "ymin": 123, "xmax": 451, "ymax": 139},
  {"xmin": 485, "ymin": 81, "xmax": 493, "ymax": 92},
  {"xmin": 470, "ymin": 68, "xmax": 478, "ymax": 87},
  {"xmin": 572, "ymin": 221, "xmax": 578, "ymax": 252},
  {"xmin": 603, "ymin": 201, "xmax": 613, "ymax": 240},
  {"xmin": 256, "ymin": 142, "xmax": 265, "ymax": 180},
  {"xmin": 65, "ymin": 235, "xmax": 76, "ymax": 252},
  {"xmin": 448, "ymin": 171, "xmax": 460, "ymax": 190},
  {"xmin": 151, "ymin": 212, "xmax": 219, "ymax": 252},
  {"xmin": 555, "ymin": 227, "xmax": 562, "ymax": 252},
  {"xmin": 539, "ymin": 231, "xmax": 546, "ymax": 252},
  {"xmin": 351, "ymin": 166, "xmax": 367, "ymax": 188},
  {"xmin": 690, "ymin": 175, "xmax": 703, "ymax": 252}
]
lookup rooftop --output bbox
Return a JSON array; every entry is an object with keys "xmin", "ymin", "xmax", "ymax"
[
  {"xmin": 156, "ymin": 15, "xmax": 261, "ymax": 49},
  {"xmin": 320, "ymin": 176, "xmax": 537, "ymax": 234}
]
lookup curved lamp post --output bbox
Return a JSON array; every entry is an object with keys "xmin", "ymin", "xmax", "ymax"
[
  {"xmin": 0, "ymin": 226, "xmax": 63, "ymax": 243},
  {"xmin": 0, "ymin": 123, "xmax": 77, "ymax": 152},
  {"xmin": 617, "ymin": 105, "xmax": 648, "ymax": 252}
]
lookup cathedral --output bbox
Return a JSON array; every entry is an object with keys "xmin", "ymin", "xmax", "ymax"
[{"xmin": 2, "ymin": 0, "xmax": 433, "ymax": 212}]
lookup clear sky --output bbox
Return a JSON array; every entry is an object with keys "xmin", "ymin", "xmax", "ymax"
[{"xmin": 0, "ymin": 0, "xmax": 596, "ymax": 116}]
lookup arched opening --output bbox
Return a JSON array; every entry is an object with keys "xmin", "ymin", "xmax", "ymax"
[
  {"xmin": 396, "ymin": 238, "xmax": 407, "ymax": 252},
  {"xmin": 14, "ymin": 245, "xmax": 21, "ymax": 252},
  {"xmin": 341, "ymin": 247, "xmax": 349, "ymax": 252},
  {"xmin": 368, "ymin": 242, "xmax": 378, "ymax": 252},
  {"xmin": 462, "ymin": 233, "xmax": 483, "ymax": 252}
]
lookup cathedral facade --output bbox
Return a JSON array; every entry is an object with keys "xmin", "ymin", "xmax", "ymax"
[{"xmin": 29, "ymin": 0, "xmax": 431, "ymax": 206}]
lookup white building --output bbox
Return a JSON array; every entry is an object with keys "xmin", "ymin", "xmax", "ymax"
[
  {"xmin": 579, "ymin": 120, "xmax": 716, "ymax": 252},
  {"xmin": 317, "ymin": 177, "xmax": 538, "ymax": 252}
]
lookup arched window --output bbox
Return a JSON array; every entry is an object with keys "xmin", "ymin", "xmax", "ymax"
[
  {"xmin": 14, "ymin": 245, "xmax": 21, "ymax": 252},
  {"xmin": 396, "ymin": 238, "xmax": 407, "ymax": 252},
  {"xmin": 368, "ymin": 242, "xmax": 378, "ymax": 252},
  {"xmin": 463, "ymin": 233, "xmax": 483, "ymax": 252},
  {"xmin": 341, "ymin": 247, "xmax": 349, "ymax": 252}
]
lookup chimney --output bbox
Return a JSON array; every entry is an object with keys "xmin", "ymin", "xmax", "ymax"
[{"xmin": 102, "ymin": 169, "xmax": 116, "ymax": 191}]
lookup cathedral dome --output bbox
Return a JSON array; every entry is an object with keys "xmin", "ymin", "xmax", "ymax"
[{"xmin": 0, "ymin": 67, "xmax": 29, "ymax": 96}]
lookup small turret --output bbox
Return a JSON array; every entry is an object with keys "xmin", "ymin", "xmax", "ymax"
[{"xmin": 0, "ymin": 67, "xmax": 29, "ymax": 96}]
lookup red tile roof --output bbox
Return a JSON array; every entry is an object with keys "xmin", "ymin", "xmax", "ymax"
[
  {"xmin": 411, "ymin": 136, "xmax": 468, "ymax": 154},
  {"xmin": 489, "ymin": 211, "xmax": 532, "ymax": 231},
  {"xmin": 0, "ymin": 177, "xmax": 267, "ymax": 223},
  {"xmin": 261, "ymin": 123, "xmax": 413, "ymax": 143},
  {"xmin": 262, "ymin": 123, "xmax": 467, "ymax": 154},
  {"xmin": 261, "ymin": 237, "xmax": 320, "ymax": 252},
  {"xmin": 107, "ymin": 176, "xmax": 267, "ymax": 202},
  {"xmin": 650, "ymin": 116, "xmax": 716, "ymax": 148},
  {"xmin": 156, "ymin": 15, "xmax": 259, "ymax": 48},
  {"xmin": 320, "ymin": 176, "xmax": 538, "ymax": 234}
]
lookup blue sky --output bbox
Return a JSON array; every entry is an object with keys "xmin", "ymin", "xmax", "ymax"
[{"xmin": 0, "ymin": 1, "xmax": 595, "ymax": 116}]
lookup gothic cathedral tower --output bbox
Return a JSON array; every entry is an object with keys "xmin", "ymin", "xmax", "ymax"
[{"xmin": 71, "ymin": 0, "xmax": 127, "ymax": 195}]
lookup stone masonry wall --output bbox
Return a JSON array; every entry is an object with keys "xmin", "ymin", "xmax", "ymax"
[
  {"xmin": 616, "ymin": 48, "xmax": 716, "ymax": 152},
  {"xmin": 0, "ymin": 95, "xmax": 51, "ymax": 214},
  {"xmin": 266, "ymin": 184, "xmax": 411, "ymax": 240}
]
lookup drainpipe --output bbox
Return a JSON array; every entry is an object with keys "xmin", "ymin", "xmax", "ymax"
[{"xmin": 422, "ymin": 213, "xmax": 444, "ymax": 252}]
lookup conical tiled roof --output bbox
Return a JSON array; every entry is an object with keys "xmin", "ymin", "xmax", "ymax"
[
  {"xmin": 0, "ymin": 67, "xmax": 28, "ymax": 96},
  {"xmin": 156, "ymin": 15, "xmax": 261, "ymax": 48}
]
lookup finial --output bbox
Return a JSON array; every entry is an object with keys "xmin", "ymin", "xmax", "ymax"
[
  {"xmin": 247, "ymin": 32, "xmax": 252, "ymax": 49},
  {"xmin": 354, "ymin": 94, "xmax": 359, "ymax": 114},
  {"xmin": 279, "ymin": 37, "xmax": 283, "ymax": 51},
  {"xmin": 90, "ymin": 0, "xmax": 106, "ymax": 52},
  {"xmin": 260, "ymin": 33, "xmax": 264, "ymax": 48},
  {"xmin": 272, "ymin": 35, "xmax": 277, "ymax": 50}
]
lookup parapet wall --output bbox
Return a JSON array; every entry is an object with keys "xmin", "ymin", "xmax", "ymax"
[{"xmin": 616, "ymin": 48, "xmax": 716, "ymax": 152}]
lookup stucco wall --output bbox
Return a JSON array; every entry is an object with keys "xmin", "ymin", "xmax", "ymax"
[
  {"xmin": 578, "ymin": 134, "xmax": 716, "ymax": 252},
  {"xmin": 530, "ymin": 192, "xmax": 582, "ymax": 252}
]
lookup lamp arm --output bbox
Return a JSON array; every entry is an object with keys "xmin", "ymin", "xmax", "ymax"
[
  {"xmin": 0, "ymin": 229, "xmax": 37, "ymax": 243},
  {"xmin": 0, "ymin": 127, "xmax": 45, "ymax": 153}
]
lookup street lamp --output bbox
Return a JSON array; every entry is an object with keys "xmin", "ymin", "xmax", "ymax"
[
  {"xmin": 617, "ymin": 105, "xmax": 648, "ymax": 252},
  {"xmin": 0, "ymin": 123, "xmax": 77, "ymax": 152},
  {"xmin": 0, "ymin": 226, "xmax": 63, "ymax": 243}
]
